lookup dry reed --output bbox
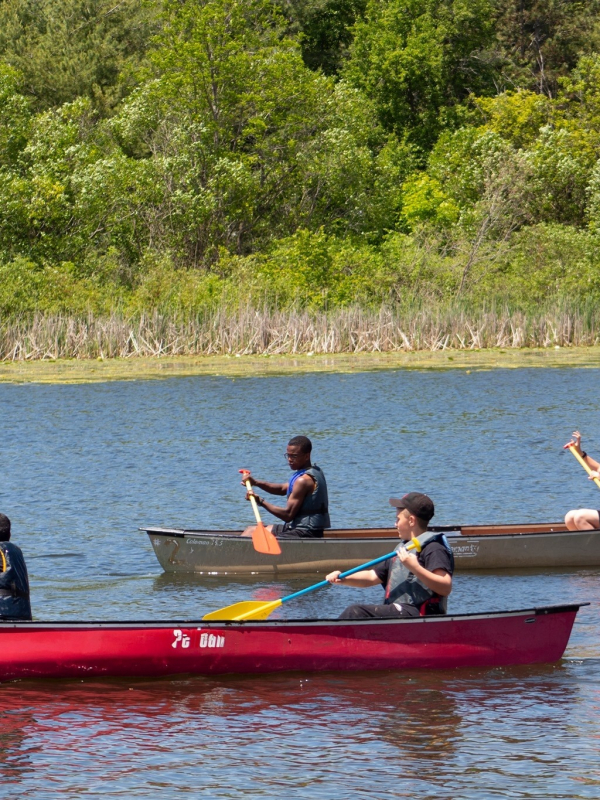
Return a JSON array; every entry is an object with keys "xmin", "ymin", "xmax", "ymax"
[{"xmin": 1, "ymin": 306, "xmax": 599, "ymax": 361}]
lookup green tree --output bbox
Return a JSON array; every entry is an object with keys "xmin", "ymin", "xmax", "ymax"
[
  {"xmin": 83, "ymin": 0, "xmax": 410, "ymax": 265},
  {"xmin": 343, "ymin": 0, "xmax": 497, "ymax": 153},
  {"xmin": 471, "ymin": 89, "xmax": 552, "ymax": 149},
  {"xmin": 0, "ymin": 0, "xmax": 409, "ymax": 276},
  {"xmin": 0, "ymin": 97, "xmax": 103, "ymax": 264},
  {"xmin": 284, "ymin": 0, "xmax": 367, "ymax": 75},
  {"xmin": 523, "ymin": 126, "xmax": 594, "ymax": 225},
  {"xmin": 492, "ymin": 0, "xmax": 600, "ymax": 97},
  {"xmin": 0, "ymin": 0, "xmax": 157, "ymax": 112},
  {"xmin": 0, "ymin": 64, "xmax": 31, "ymax": 167}
]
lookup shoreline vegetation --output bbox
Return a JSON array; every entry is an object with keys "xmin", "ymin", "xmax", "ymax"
[
  {"xmin": 2, "ymin": 305, "xmax": 600, "ymax": 360},
  {"xmin": 1, "ymin": 306, "xmax": 599, "ymax": 383},
  {"xmin": 4, "ymin": 0, "xmax": 600, "ymax": 374}
]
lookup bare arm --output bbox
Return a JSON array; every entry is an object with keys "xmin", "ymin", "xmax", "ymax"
[
  {"xmin": 325, "ymin": 568, "xmax": 382, "ymax": 588},
  {"xmin": 250, "ymin": 478, "xmax": 288, "ymax": 496},
  {"xmin": 249, "ymin": 473, "xmax": 315, "ymax": 523},
  {"xmin": 241, "ymin": 472, "xmax": 287, "ymax": 496}
]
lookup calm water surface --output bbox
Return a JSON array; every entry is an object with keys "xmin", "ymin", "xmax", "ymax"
[{"xmin": 2, "ymin": 367, "xmax": 600, "ymax": 798}]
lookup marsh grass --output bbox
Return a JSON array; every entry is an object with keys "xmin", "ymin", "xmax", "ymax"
[{"xmin": 1, "ymin": 304, "xmax": 599, "ymax": 361}]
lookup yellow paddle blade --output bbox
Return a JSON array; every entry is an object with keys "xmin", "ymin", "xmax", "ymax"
[{"xmin": 203, "ymin": 599, "xmax": 282, "ymax": 621}]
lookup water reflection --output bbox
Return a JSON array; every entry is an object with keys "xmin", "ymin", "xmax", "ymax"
[
  {"xmin": 0, "ymin": 708, "xmax": 36, "ymax": 785},
  {"xmin": 0, "ymin": 663, "xmax": 596, "ymax": 799}
]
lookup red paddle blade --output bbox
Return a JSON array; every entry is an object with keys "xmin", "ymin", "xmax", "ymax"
[{"xmin": 252, "ymin": 522, "xmax": 281, "ymax": 555}]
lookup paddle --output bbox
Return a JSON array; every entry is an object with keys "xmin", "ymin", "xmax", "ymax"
[
  {"xmin": 203, "ymin": 531, "xmax": 437, "ymax": 621},
  {"xmin": 564, "ymin": 444, "xmax": 600, "ymax": 489},
  {"xmin": 239, "ymin": 469, "xmax": 281, "ymax": 556}
]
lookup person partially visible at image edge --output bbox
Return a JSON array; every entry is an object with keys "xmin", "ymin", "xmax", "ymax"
[
  {"xmin": 0, "ymin": 513, "xmax": 32, "ymax": 620},
  {"xmin": 564, "ymin": 430, "xmax": 600, "ymax": 531}
]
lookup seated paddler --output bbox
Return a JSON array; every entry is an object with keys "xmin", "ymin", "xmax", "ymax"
[
  {"xmin": 242, "ymin": 435, "xmax": 330, "ymax": 539},
  {"xmin": 564, "ymin": 430, "xmax": 600, "ymax": 530},
  {"xmin": 326, "ymin": 493, "xmax": 453, "ymax": 619},
  {"xmin": 0, "ymin": 513, "xmax": 32, "ymax": 621}
]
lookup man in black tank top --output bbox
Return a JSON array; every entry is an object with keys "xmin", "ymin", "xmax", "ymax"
[{"xmin": 241, "ymin": 436, "xmax": 330, "ymax": 539}]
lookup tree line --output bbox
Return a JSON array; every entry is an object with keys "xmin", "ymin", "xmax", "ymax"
[{"xmin": 1, "ymin": 0, "xmax": 600, "ymax": 317}]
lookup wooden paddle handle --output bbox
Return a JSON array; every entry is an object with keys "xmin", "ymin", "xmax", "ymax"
[
  {"xmin": 240, "ymin": 470, "xmax": 263, "ymax": 523},
  {"xmin": 566, "ymin": 444, "xmax": 600, "ymax": 489},
  {"xmin": 245, "ymin": 480, "xmax": 264, "ymax": 523}
]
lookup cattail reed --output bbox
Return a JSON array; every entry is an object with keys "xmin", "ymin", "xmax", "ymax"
[{"xmin": 0, "ymin": 305, "xmax": 599, "ymax": 361}]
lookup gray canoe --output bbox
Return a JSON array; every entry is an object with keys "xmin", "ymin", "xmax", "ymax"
[{"xmin": 140, "ymin": 522, "xmax": 600, "ymax": 574}]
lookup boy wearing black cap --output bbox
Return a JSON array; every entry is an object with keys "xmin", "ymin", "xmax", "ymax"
[
  {"xmin": 0, "ymin": 513, "xmax": 32, "ymax": 620},
  {"xmin": 326, "ymin": 492, "xmax": 453, "ymax": 619}
]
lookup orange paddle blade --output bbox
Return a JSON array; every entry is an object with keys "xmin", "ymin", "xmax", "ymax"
[{"xmin": 252, "ymin": 521, "xmax": 281, "ymax": 555}]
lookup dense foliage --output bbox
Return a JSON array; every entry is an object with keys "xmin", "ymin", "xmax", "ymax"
[{"xmin": 1, "ymin": 0, "xmax": 600, "ymax": 317}]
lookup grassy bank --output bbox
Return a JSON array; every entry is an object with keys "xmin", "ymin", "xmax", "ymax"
[{"xmin": 1, "ymin": 346, "xmax": 599, "ymax": 384}]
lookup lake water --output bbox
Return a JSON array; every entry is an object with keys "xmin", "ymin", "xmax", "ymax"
[{"xmin": 1, "ymin": 367, "xmax": 600, "ymax": 798}]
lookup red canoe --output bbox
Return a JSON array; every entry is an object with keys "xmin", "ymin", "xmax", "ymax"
[{"xmin": 0, "ymin": 603, "xmax": 584, "ymax": 682}]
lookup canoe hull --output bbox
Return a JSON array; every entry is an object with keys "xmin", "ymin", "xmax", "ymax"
[
  {"xmin": 142, "ymin": 525, "xmax": 600, "ymax": 574},
  {"xmin": 0, "ymin": 605, "xmax": 582, "ymax": 682}
]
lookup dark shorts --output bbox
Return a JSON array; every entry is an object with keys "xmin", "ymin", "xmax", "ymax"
[
  {"xmin": 272, "ymin": 524, "xmax": 324, "ymax": 539},
  {"xmin": 338, "ymin": 603, "xmax": 420, "ymax": 620}
]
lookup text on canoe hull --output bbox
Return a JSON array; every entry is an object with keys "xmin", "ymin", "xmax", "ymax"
[{"xmin": 172, "ymin": 629, "xmax": 226, "ymax": 649}]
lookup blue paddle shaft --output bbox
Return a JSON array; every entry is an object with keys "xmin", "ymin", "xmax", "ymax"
[{"xmin": 280, "ymin": 550, "xmax": 398, "ymax": 605}]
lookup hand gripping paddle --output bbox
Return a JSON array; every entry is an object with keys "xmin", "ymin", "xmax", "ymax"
[
  {"xmin": 239, "ymin": 469, "xmax": 281, "ymax": 555},
  {"xmin": 564, "ymin": 444, "xmax": 600, "ymax": 489}
]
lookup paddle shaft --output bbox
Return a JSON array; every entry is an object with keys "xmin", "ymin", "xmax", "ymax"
[
  {"xmin": 566, "ymin": 445, "xmax": 600, "ymax": 489},
  {"xmin": 278, "ymin": 551, "xmax": 398, "ymax": 606},
  {"xmin": 244, "ymin": 478, "xmax": 264, "ymax": 523},
  {"xmin": 278, "ymin": 532, "xmax": 435, "ymax": 606}
]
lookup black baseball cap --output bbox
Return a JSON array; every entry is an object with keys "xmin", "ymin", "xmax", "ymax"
[{"xmin": 389, "ymin": 492, "xmax": 435, "ymax": 522}]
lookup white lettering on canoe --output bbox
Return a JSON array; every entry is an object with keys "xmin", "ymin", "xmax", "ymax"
[
  {"xmin": 450, "ymin": 541, "xmax": 480, "ymax": 558},
  {"xmin": 172, "ymin": 629, "xmax": 191, "ymax": 648},
  {"xmin": 185, "ymin": 538, "xmax": 224, "ymax": 547},
  {"xmin": 199, "ymin": 632, "xmax": 225, "ymax": 648}
]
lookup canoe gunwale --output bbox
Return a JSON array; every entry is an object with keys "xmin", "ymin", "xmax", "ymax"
[
  {"xmin": 0, "ymin": 603, "xmax": 588, "ymax": 631},
  {"xmin": 140, "ymin": 522, "xmax": 576, "ymax": 541}
]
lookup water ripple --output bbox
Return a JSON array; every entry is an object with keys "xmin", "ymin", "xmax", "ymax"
[{"xmin": 1, "ymin": 368, "xmax": 600, "ymax": 797}]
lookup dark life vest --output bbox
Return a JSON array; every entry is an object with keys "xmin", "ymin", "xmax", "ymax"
[
  {"xmin": 287, "ymin": 465, "xmax": 331, "ymax": 531},
  {"xmin": 384, "ymin": 535, "xmax": 454, "ymax": 615},
  {"xmin": 0, "ymin": 541, "xmax": 32, "ymax": 620}
]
